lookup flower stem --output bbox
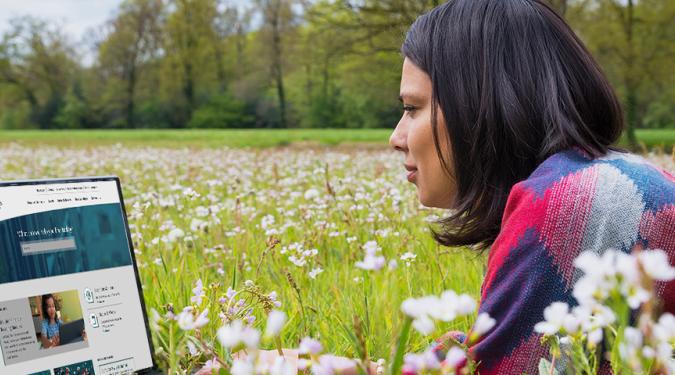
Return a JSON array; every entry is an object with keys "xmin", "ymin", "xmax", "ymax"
[{"xmin": 390, "ymin": 317, "xmax": 412, "ymax": 375}]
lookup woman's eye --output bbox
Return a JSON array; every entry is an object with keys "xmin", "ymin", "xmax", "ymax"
[{"xmin": 403, "ymin": 105, "xmax": 417, "ymax": 114}]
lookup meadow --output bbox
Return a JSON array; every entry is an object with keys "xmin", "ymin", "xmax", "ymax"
[
  {"xmin": 0, "ymin": 130, "xmax": 673, "ymax": 374},
  {"xmin": 1, "ymin": 128, "xmax": 675, "ymax": 150}
]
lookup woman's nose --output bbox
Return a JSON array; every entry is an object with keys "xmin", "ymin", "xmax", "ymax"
[{"xmin": 389, "ymin": 119, "xmax": 408, "ymax": 152}]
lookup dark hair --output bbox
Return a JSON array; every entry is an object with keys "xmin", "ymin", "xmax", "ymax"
[
  {"xmin": 41, "ymin": 294, "xmax": 58, "ymax": 320},
  {"xmin": 401, "ymin": 0, "xmax": 624, "ymax": 250}
]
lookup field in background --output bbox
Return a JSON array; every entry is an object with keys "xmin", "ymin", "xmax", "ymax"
[
  {"xmin": 0, "ymin": 129, "xmax": 674, "ymax": 150},
  {"xmin": 0, "ymin": 143, "xmax": 486, "ymax": 372},
  {"xmin": 0, "ymin": 132, "xmax": 673, "ymax": 373}
]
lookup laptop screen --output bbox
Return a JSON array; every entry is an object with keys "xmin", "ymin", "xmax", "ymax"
[{"xmin": 0, "ymin": 178, "xmax": 155, "ymax": 375}]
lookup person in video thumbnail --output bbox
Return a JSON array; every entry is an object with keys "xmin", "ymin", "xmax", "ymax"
[
  {"xmin": 39, "ymin": 293, "xmax": 87, "ymax": 348},
  {"xmin": 40, "ymin": 294, "xmax": 62, "ymax": 348}
]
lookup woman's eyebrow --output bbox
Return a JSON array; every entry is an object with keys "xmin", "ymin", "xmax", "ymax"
[{"xmin": 398, "ymin": 93, "xmax": 423, "ymax": 102}]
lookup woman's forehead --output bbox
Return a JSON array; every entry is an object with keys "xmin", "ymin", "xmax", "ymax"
[{"xmin": 400, "ymin": 59, "xmax": 431, "ymax": 102}]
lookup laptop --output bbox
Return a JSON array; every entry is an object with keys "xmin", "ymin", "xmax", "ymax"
[
  {"xmin": 0, "ymin": 177, "xmax": 159, "ymax": 374},
  {"xmin": 59, "ymin": 319, "xmax": 85, "ymax": 345}
]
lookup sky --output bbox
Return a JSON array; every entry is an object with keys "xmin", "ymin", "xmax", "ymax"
[
  {"xmin": 0, "ymin": 0, "xmax": 255, "ymax": 65},
  {"xmin": 0, "ymin": 0, "xmax": 126, "ymax": 41}
]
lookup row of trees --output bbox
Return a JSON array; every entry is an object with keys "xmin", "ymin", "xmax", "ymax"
[{"xmin": 0, "ymin": 0, "xmax": 673, "ymax": 135}]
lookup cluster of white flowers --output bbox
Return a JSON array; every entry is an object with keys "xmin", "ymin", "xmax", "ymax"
[
  {"xmin": 280, "ymin": 241, "xmax": 319, "ymax": 268},
  {"xmin": 214, "ymin": 310, "xmax": 359, "ymax": 375},
  {"xmin": 400, "ymin": 251, "xmax": 417, "ymax": 266},
  {"xmin": 619, "ymin": 313, "xmax": 675, "ymax": 373},
  {"xmin": 573, "ymin": 249, "xmax": 675, "ymax": 308},
  {"xmin": 355, "ymin": 240, "xmax": 386, "ymax": 271},
  {"xmin": 401, "ymin": 290, "xmax": 481, "ymax": 335},
  {"xmin": 399, "ymin": 290, "xmax": 494, "ymax": 375},
  {"xmin": 535, "ymin": 248, "xmax": 675, "ymax": 373},
  {"xmin": 403, "ymin": 346, "xmax": 466, "ymax": 374},
  {"xmin": 176, "ymin": 306, "xmax": 210, "ymax": 331},
  {"xmin": 534, "ymin": 302, "xmax": 614, "ymax": 346}
]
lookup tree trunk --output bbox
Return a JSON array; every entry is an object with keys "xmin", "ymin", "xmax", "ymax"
[
  {"xmin": 125, "ymin": 66, "xmax": 136, "ymax": 128},
  {"xmin": 624, "ymin": 0, "xmax": 639, "ymax": 150},
  {"xmin": 271, "ymin": 0, "xmax": 287, "ymax": 128}
]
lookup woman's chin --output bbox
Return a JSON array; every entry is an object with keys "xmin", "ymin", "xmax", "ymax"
[{"xmin": 418, "ymin": 190, "xmax": 455, "ymax": 209}]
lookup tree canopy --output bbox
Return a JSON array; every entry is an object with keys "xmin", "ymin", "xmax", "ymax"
[{"xmin": 0, "ymin": 0, "xmax": 672, "ymax": 132}]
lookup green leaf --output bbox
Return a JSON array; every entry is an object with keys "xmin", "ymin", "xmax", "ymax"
[{"xmin": 390, "ymin": 317, "xmax": 413, "ymax": 375}]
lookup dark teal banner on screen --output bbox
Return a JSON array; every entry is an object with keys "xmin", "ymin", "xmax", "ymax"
[{"xmin": 0, "ymin": 203, "xmax": 132, "ymax": 284}]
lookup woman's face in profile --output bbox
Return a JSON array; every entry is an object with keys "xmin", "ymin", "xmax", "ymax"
[
  {"xmin": 390, "ymin": 57, "xmax": 456, "ymax": 209},
  {"xmin": 46, "ymin": 297, "xmax": 56, "ymax": 319}
]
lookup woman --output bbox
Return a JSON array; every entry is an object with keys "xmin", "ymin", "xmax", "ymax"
[
  {"xmin": 393, "ymin": 1, "xmax": 675, "ymax": 373},
  {"xmin": 40, "ymin": 294, "xmax": 62, "ymax": 348},
  {"xmin": 212, "ymin": 0, "xmax": 675, "ymax": 373}
]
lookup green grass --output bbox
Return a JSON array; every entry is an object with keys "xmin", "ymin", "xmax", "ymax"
[
  {"xmin": 0, "ymin": 128, "xmax": 673, "ymax": 150},
  {"xmin": 0, "ymin": 129, "xmax": 393, "ymax": 148}
]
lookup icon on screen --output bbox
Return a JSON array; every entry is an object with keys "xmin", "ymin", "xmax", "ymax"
[
  {"xmin": 84, "ymin": 288, "xmax": 94, "ymax": 303},
  {"xmin": 89, "ymin": 313, "xmax": 99, "ymax": 328}
]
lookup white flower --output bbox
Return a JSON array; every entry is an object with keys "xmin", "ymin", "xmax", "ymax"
[
  {"xmin": 190, "ymin": 218, "xmax": 207, "ymax": 232},
  {"xmin": 402, "ymin": 291, "xmax": 477, "ymax": 336},
  {"xmin": 231, "ymin": 358, "xmax": 254, "ymax": 375},
  {"xmin": 401, "ymin": 298, "xmax": 424, "ymax": 319},
  {"xmin": 654, "ymin": 313, "xmax": 675, "ymax": 343},
  {"xmin": 403, "ymin": 349, "xmax": 440, "ymax": 372},
  {"xmin": 195, "ymin": 206, "xmax": 209, "ymax": 217},
  {"xmin": 534, "ymin": 302, "xmax": 569, "ymax": 335},
  {"xmin": 655, "ymin": 341, "xmax": 673, "ymax": 363},
  {"xmin": 167, "ymin": 228, "xmax": 185, "ymax": 243},
  {"xmin": 412, "ymin": 315, "xmax": 435, "ymax": 335},
  {"xmin": 355, "ymin": 254, "xmax": 385, "ymax": 271},
  {"xmin": 314, "ymin": 354, "xmax": 357, "ymax": 374},
  {"xmin": 401, "ymin": 252, "xmax": 417, "ymax": 262},
  {"xmin": 200, "ymin": 357, "xmax": 221, "ymax": 372},
  {"xmin": 270, "ymin": 356, "xmax": 295, "ymax": 375},
  {"xmin": 298, "ymin": 336, "xmax": 323, "ymax": 355},
  {"xmin": 444, "ymin": 346, "xmax": 466, "ymax": 368},
  {"xmin": 455, "ymin": 294, "xmax": 477, "ymax": 316},
  {"xmin": 619, "ymin": 327, "xmax": 643, "ymax": 362},
  {"xmin": 587, "ymin": 328, "xmax": 603, "ymax": 346},
  {"xmin": 471, "ymin": 312, "xmax": 496, "ymax": 338},
  {"xmin": 191, "ymin": 279, "xmax": 205, "ymax": 305},
  {"xmin": 217, "ymin": 320, "xmax": 260, "ymax": 349},
  {"xmin": 362, "ymin": 240, "xmax": 381, "ymax": 255},
  {"xmin": 177, "ymin": 308, "xmax": 209, "ymax": 330},
  {"xmin": 265, "ymin": 310, "xmax": 287, "ymax": 338},
  {"xmin": 429, "ymin": 292, "xmax": 458, "ymax": 322},
  {"xmin": 638, "ymin": 249, "xmax": 675, "ymax": 281},
  {"xmin": 309, "ymin": 267, "xmax": 323, "ymax": 279},
  {"xmin": 304, "ymin": 188, "xmax": 319, "ymax": 200},
  {"xmin": 187, "ymin": 340, "xmax": 197, "ymax": 355}
]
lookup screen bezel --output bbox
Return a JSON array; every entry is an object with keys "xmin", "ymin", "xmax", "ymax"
[{"xmin": 0, "ymin": 176, "xmax": 159, "ymax": 374}]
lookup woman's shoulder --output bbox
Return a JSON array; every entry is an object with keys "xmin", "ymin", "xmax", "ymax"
[
  {"xmin": 495, "ymin": 147, "xmax": 675, "ymax": 286},
  {"xmin": 518, "ymin": 147, "xmax": 675, "ymax": 204}
]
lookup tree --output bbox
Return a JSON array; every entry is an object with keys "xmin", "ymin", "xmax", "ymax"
[
  {"xmin": 569, "ymin": 0, "xmax": 675, "ymax": 148},
  {"xmin": 0, "ymin": 17, "xmax": 76, "ymax": 128},
  {"xmin": 255, "ymin": 0, "xmax": 298, "ymax": 128},
  {"xmin": 97, "ymin": 0, "xmax": 163, "ymax": 128},
  {"xmin": 162, "ymin": 0, "xmax": 221, "ymax": 126}
]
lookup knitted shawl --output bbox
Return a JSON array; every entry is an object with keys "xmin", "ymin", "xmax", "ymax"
[{"xmin": 431, "ymin": 147, "xmax": 675, "ymax": 374}]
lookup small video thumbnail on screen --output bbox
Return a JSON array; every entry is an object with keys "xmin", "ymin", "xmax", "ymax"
[{"xmin": 28, "ymin": 290, "xmax": 87, "ymax": 350}]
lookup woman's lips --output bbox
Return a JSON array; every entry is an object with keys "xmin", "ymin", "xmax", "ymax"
[{"xmin": 407, "ymin": 169, "xmax": 417, "ymax": 182}]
